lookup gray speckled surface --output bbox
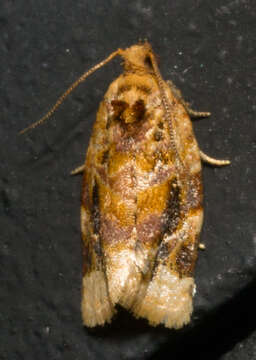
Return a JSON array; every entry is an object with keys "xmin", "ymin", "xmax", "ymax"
[{"xmin": 1, "ymin": 0, "xmax": 255, "ymax": 359}]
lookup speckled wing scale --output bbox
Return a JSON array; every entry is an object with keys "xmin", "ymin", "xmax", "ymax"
[
  {"xmin": 22, "ymin": 42, "xmax": 230, "ymax": 329},
  {"xmin": 81, "ymin": 43, "xmax": 204, "ymax": 329}
]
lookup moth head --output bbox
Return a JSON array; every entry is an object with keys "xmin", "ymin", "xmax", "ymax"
[{"xmin": 121, "ymin": 42, "xmax": 154, "ymax": 73}]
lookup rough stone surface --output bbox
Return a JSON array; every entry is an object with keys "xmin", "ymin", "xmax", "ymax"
[{"xmin": 1, "ymin": 0, "xmax": 255, "ymax": 359}]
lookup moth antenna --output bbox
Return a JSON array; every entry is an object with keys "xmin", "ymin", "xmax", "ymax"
[
  {"xmin": 20, "ymin": 49, "xmax": 121, "ymax": 134},
  {"xmin": 148, "ymin": 51, "xmax": 181, "ymax": 165}
]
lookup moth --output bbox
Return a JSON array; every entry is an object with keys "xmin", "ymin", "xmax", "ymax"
[{"xmin": 22, "ymin": 42, "xmax": 230, "ymax": 329}]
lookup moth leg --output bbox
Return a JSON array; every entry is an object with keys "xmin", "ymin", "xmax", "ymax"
[
  {"xmin": 198, "ymin": 243, "xmax": 206, "ymax": 250},
  {"xmin": 167, "ymin": 80, "xmax": 230, "ymax": 165},
  {"xmin": 200, "ymin": 150, "xmax": 230, "ymax": 166},
  {"xmin": 185, "ymin": 107, "xmax": 211, "ymax": 119},
  {"xmin": 70, "ymin": 164, "xmax": 85, "ymax": 175},
  {"xmin": 167, "ymin": 80, "xmax": 211, "ymax": 118}
]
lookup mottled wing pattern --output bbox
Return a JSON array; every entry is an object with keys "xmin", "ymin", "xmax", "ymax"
[
  {"xmin": 80, "ymin": 102, "xmax": 116, "ymax": 327},
  {"xmin": 130, "ymin": 83, "xmax": 203, "ymax": 328},
  {"xmin": 81, "ymin": 73, "xmax": 203, "ymax": 328}
]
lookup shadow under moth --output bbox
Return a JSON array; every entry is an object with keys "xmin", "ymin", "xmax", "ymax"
[{"xmin": 22, "ymin": 42, "xmax": 230, "ymax": 329}]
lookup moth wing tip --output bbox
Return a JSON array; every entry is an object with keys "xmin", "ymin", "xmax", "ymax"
[
  {"xmin": 81, "ymin": 270, "xmax": 115, "ymax": 327},
  {"xmin": 132, "ymin": 267, "xmax": 194, "ymax": 329}
]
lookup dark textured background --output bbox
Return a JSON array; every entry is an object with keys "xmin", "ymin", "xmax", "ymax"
[{"xmin": 1, "ymin": 0, "xmax": 255, "ymax": 359}]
